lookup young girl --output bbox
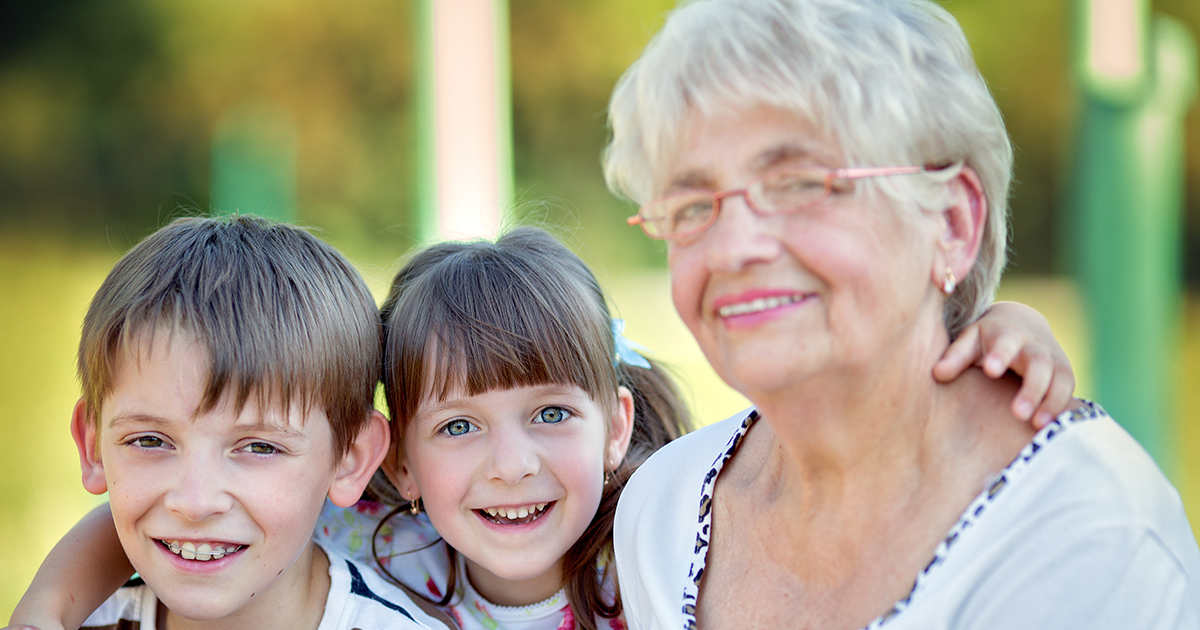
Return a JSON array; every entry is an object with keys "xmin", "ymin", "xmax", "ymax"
[
  {"xmin": 8, "ymin": 227, "xmax": 1074, "ymax": 630},
  {"xmin": 320, "ymin": 227, "xmax": 691, "ymax": 630}
]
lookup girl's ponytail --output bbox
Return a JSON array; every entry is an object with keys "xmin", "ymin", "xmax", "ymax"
[{"xmin": 562, "ymin": 356, "xmax": 692, "ymax": 630}]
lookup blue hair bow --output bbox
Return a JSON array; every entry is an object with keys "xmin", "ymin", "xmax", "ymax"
[{"xmin": 612, "ymin": 319, "xmax": 652, "ymax": 369}]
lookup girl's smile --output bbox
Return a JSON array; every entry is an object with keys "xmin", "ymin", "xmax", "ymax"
[{"xmin": 391, "ymin": 383, "xmax": 632, "ymax": 607}]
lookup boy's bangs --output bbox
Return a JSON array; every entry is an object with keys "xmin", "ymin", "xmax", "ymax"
[{"xmin": 103, "ymin": 301, "xmax": 325, "ymax": 427}]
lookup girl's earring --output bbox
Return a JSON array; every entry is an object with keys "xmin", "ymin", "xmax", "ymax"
[
  {"xmin": 406, "ymin": 491, "xmax": 421, "ymax": 516},
  {"xmin": 603, "ymin": 470, "xmax": 611, "ymax": 487},
  {"xmin": 941, "ymin": 267, "xmax": 957, "ymax": 296}
]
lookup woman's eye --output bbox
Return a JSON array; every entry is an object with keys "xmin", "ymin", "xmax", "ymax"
[
  {"xmin": 129, "ymin": 435, "xmax": 166, "ymax": 449},
  {"xmin": 442, "ymin": 419, "xmax": 477, "ymax": 437},
  {"xmin": 536, "ymin": 406, "xmax": 572, "ymax": 424},
  {"xmin": 243, "ymin": 442, "xmax": 279, "ymax": 455},
  {"xmin": 670, "ymin": 199, "xmax": 713, "ymax": 229}
]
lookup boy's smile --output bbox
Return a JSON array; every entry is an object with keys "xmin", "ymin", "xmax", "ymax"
[{"xmin": 73, "ymin": 331, "xmax": 340, "ymax": 626}]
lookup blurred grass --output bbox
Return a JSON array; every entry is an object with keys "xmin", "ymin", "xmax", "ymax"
[
  {"xmin": 3, "ymin": 241, "xmax": 1198, "ymax": 619},
  {"xmin": 0, "ymin": 236, "xmax": 116, "ymax": 619}
]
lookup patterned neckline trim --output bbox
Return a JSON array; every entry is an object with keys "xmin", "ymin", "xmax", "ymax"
[
  {"xmin": 680, "ymin": 401, "xmax": 1108, "ymax": 630},
  {"xmin": 457, "ymin": 553, "xmax": 569, "ymax": 620}
]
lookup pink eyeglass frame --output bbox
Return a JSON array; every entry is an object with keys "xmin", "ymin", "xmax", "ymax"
[{"xmin": 626, "ymin": 165, "xmax": 929, "ymax": 240}]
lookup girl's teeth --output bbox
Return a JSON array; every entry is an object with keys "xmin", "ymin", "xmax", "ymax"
[{"xmin": 483, "ymin": 503, "xmax": 549, "ymax": 522}]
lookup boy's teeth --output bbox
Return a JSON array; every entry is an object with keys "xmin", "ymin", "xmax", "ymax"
[
  {"xmin": 718, "ymin": 295, "xmax": 801, "ymax": 317},
  {"xmin": 163, "ymin": 540, "xmax": 240, "ymax": 561}
]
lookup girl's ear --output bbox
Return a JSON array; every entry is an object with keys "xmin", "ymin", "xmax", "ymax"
[
  {"xmin": 607, "ymin": 387, "xmax": 637, "ymax": 470},
  {"xmin": 71, "ymin": 398, "xmax": 109, "ymax": 495},
  {"xmin": 380, "ymin": 426, "xmax": 419, "ymax": 502},
  {"xmin": 931, "ymin": 165, "xmax": 988, "ymax": 290},
  {"xmin": 328, "ymin": 410, "xmax": 391, "ymax": 508}
]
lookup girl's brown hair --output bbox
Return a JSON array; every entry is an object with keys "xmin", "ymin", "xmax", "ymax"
[{"xmin": 374, "ymin": 227, "xmax": 691, "ymax": 629}]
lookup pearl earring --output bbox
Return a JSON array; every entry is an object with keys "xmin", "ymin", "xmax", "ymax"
[{"xmin": 942, "ymin": 268, "xmax": 957, "ymax": 296}]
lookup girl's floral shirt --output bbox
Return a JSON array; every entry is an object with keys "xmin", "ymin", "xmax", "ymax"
[{"xmin": 317, "ymin": 500, "xmax": 626, "ymax": 630}]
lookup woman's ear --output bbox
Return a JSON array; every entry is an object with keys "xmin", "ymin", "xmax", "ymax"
[
  {"xmin": 607, "ymin": 387, "xmax": 637, "ymax": 470},
  {"xmin": 328, "ymin": 410, "xmax": 391, "ymax": 508},
  {"xmin": 71, "ymin": 398, "xmax": 109, "ymax": 495},
  {"xmin": 931, "ymin": 165, "xmax": 988, "ymax": 289}
]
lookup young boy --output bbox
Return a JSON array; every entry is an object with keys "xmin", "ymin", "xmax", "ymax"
[{"xmin": 64, "ymin": 215, "xmax": 445, "ymax": 630}]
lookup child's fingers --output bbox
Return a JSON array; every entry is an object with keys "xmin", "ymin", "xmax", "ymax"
[
  {"xmin": 1032, "ymin": 365, "xmax": 1077, "ymax": 429},
  {"xmin": 1009, "ymin": 347, "xmax": 1052, "ymax": 421},
  {"xmin": 980, "ymin": 329, "xmax": 1024, "ymax": 378},
  {"xmin": 933, "ymin": 325, "xmax": 981, "ymax": 382}
]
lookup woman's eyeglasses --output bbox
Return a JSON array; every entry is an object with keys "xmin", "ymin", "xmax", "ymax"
[{"xmin": 627, "ymin": 165, "xmax": 934, "ymax": 240}]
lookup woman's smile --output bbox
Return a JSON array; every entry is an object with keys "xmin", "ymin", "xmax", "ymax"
[{"xmin": 712, "ymin": 289, "xmax": 816, "ymax": 329}]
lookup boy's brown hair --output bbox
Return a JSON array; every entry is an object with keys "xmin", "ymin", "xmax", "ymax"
[{"xmin": 77, "ymin": 214, "xmax": 381, "ymax": 456}]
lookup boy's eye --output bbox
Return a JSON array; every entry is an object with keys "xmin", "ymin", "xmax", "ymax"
[
  {"xmin": 535, "ymin": 406, "xmax": 571, "ymax": 424},
  {"xmin": 442, "ymin": 419, "xmax": 477, "ymax": 437},
  {"xmin": 129, "ymin": 435, "xmax": 166, "ymax": 449},
  {"xmin": 242, "ymin": 442, "xmax": 279, "ymax": 455}
]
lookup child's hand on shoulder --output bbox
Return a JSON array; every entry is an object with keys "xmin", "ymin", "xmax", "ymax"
[{"xmin": 933, "ymin": 301, "xmax": 1076, "ymax": 429}]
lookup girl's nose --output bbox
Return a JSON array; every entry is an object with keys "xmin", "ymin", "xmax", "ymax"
[
  {"xmin": 487, "ymin": 428, "xmax": 541, "ymax": 484},
  {"xmin": 162, "ymin": 453, "xmax": 234, "ymax": 521}
]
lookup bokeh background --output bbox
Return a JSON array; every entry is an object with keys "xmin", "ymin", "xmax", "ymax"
[{"xmin": 3, "ymin": 0, "xmax": 1199, "ymax": 617}]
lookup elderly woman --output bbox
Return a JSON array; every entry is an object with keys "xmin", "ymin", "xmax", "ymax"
[{"xmin": 605, "ymin": 0, "xmax": 1200, "ymax": 628}]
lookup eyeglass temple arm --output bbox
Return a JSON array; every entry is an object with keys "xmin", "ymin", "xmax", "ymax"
[{"xmin": 831, "ymin": 165, "xmax": 927, "ymax": 179}]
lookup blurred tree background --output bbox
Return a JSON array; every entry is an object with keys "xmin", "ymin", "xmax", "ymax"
[{"xmin": 3, "ymin": 0, "xmax": 1199, "ymax": 617}]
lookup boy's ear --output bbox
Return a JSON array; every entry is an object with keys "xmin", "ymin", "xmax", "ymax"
[
  {"xmin": 930, "ymin": 164, "xmax": 987, "ymax": 290},
  {"xmin": 607, "ymin": 387, "xmax": 637, "ymax": 470},
  {"xmin": 327, "ymin": 410, "xmax": 391, "ymax": 508},
  {"xmin": 71, "ymin": 398, "xmax": 109, "ymax": 495}
]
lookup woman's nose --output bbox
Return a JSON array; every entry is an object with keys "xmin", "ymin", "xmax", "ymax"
[{"xmin": 704, "ymin": 194, "xmax": 781, "ymax": 273}]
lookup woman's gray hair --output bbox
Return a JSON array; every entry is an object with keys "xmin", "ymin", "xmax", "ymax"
[{"xmin": 604, "ymin": 0, "xmax": 1013, "ymax": 336}]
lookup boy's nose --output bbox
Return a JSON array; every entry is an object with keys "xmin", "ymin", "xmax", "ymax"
[{"xmin": 163, "ymin": 453, "xmax": 235, "ymax": 521}]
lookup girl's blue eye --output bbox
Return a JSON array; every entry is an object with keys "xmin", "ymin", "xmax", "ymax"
[
  {"xmin": 443, "ymin": 419, "xmax": 477, "ymax": 437},
  {"xmin": 536, "ymin": 406, "xmax": 571, "ymax": 424}
]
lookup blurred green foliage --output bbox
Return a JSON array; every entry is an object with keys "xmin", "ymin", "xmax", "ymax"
[{"xmin": 3, "ymin": 0, "xmax": 1194, "ymax": 277}]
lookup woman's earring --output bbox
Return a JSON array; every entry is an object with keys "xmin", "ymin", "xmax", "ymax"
[
  {"xmin": 941, "ymin": 268, "xmax": 957, "ymax": 296},
  {"xmin": 603, "ymin": 471, "xmax": 611, "ymax": 487},
  {"xmin": 406, "ymin": 491, "xmax": 421, "ymax": 516}
]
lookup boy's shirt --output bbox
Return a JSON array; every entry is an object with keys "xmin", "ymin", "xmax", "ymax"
[{"xmin": 80, "ymin": 541, "xmax": 447, "ymax": 630}]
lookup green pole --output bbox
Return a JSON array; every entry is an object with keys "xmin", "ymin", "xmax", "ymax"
[
  {"xmin": 1072, "ymin": 3, "xmax": 1197, "ymax": 472},
  {"xmin": 494, "ymin": 0, "xmax": 514, "ymax": 219},
  {"xmin": 414, "ymin": 0, "xmax": 439, "ymax": 243},
  {"xmin": 211, "ymin": 103, "xmax": 297, "ymax": 222}
]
